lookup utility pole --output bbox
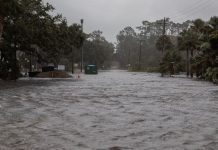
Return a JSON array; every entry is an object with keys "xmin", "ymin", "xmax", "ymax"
[
  {"xmin": 162, "ymin": 17, "xmax": 166, "ymax": 54},
  {"xmin": 160, "ymin": 17, "xmax": 167, "ymax": 77},
  {"xmin": 157, "ymin": 17, "xmax": 167, "ymax": 53},
  {"xmin": 80, "ymin": 19, "xmax": 84, "ymax": 73}
]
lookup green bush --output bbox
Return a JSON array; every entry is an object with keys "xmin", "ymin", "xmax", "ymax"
[
  {"xmin": 204, "ymin": 67, "xmax": 218, "ymax": 83},
  {"xmin": 0, "ymin": 60, "xmax": 20, "ymax": 80},
  {"xmin": 160, "ymin": 49, "xmax": 183, "ymax": 75}
]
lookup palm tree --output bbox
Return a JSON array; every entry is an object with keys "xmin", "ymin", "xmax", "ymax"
[
  {"xmin": 156, "ymin": 35, "xmax": 174, "ymax": 76},
  {"xmin": 178, "ymin": 28, "xmax": 200, "ymax": 77},
  {"xmin": 189, "ymin": 17, "xmax": 218, "ymax": 81}
]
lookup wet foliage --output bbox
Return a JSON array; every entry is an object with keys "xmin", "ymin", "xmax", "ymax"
[
  {"xmin": 160, "ymin": 49, "xmax": 184, "ymax": 75},
  {"xmin": 115, "ymin": 16, "xmax": 218, "ymax": 84},
  {"xmin": 0, "ymin": 0, "xmax": 84, "ymax": 80},
  {"xmin": 83, "ymin": 30, "xmax": 114, "ymax": 69},
  {"xmin": 178, "ymin": 17, "xmax": 218, "ymax": 83},
  {"xmin": 115, "ymin": 19, "xmax": 191, "ymax": 70}
]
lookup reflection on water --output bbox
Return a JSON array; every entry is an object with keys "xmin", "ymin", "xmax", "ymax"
[{"xmin": 0, "ymin": 70, "xmax": 218, "ymax": 150}]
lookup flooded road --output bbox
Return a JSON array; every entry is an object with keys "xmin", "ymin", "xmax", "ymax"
[{"xmin": 0, "ymin": 70, "xmax": 218, "ymax": 150}]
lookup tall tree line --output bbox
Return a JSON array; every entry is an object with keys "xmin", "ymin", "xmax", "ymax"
[
  {"xmin": 178, "ymin": 17, "xmax": 218, "ymax": 83},
  {"xmin": 115, "ymin": 18, "xmax": 192, "ymax": 69},
  {"xmin": 83, "ymin": 30, "xmax": 114, "ymax": 69},
  {"xmin": 116, "ymin": 17, "xmax": 218, "ymax": 83},
  {"xmin": 0, "ymin": 0, "xmax": 85, "ymax": 80},
  {"xmin": 0, "ymin": 0, "xmax": 114, "ymax": 80}
]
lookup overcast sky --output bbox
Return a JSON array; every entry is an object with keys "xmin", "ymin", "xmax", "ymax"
[{"xmin": 44, "ymin": 0, "xmax": 218, "ymax": 43}]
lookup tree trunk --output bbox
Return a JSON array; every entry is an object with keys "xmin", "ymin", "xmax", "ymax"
[
  {"xmin": 71, "ymin": 49, "xmax": 74, "ymax": 74},
  {"xmin": 0, "ymin": 15, "xmax": 3, "ymax": 41},
  {"xmin": 29, "ymin": 52, "xmax": 32, "ymax": 72},
  {"xmin": 161, "ymin": 42, "xmax": 165, "ymax": 77},
  {"xmin": 190, "ymin": 49, "xmax": 194, "ymax": 78},
  {"xmin": 128, "ymin": 48, "xmax": 130, "ymax": 65},
  {"xmin": 138, "ymin": 41, "xmax": 142, "ymax": 70},
  {"xmin": 186, "ymin": 49, "xmax": 190, "ymax": 77},
  {"xmin": 11, "ymin": 47, "xmax": 18, "ymax": 80},
  {"xmin": 7, "ymin": 46, "xmax": 19, "ymax": 80},
  {"xmin": 0, "ymin": 15, "xmax": 4, "ymax": 55}
]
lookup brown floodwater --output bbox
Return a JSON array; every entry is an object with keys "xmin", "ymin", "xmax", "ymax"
[{"xmin": 0, "ymin": 70, "xmax": 218, "ymax": 150}]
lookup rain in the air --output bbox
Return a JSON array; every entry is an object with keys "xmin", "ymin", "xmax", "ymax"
[{"xmin": 0, "ymin": 0, "xmax": 218, "ymax": 150}]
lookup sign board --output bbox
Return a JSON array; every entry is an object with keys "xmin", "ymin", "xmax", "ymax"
[{"xmin": 58, "ymin": 65, "xmax": 65, "ymax": 71}]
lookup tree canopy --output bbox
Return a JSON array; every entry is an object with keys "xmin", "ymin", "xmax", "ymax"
[
  {"xmin": 0, "ymin": 0, "xmax": 84, "ymax": 80},
  {"xmin": 83, "ymin": 30, "xmax": 114, "ymax": 69}
]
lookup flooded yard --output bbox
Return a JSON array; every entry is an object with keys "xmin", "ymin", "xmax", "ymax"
[{"xmin": 0, "ymin": 70, "xmax": 218, "ymax": 150}]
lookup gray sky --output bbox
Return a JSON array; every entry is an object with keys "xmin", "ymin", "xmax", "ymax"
[{"xmin": 44, "ymin": 0, "xmax": 218, "ymax": 43}]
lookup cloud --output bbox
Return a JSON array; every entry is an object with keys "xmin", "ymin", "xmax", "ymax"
[{"xmin": 44, "ymin": 0, "xmax": 218, "ymax": 42}]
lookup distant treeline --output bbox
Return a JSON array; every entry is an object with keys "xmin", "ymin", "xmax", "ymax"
[{"xmin": 115, "ymin": 17, "xmax": 218, "ymax": 83}]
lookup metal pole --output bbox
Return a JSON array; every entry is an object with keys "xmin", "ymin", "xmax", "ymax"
[{"xmin": 80, "ymin": 19, "xmax": 84, "ymax": 73}]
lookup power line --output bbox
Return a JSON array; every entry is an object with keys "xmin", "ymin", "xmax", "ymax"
[
  {"xmin": 172, "ymin": 0, "xmax": 215, "ymax": 21},
  {"xmin": 164, "ymin": 0, "xmax": 217, "ymax": 22},
  {"xmin": 169, "ymin": 0, "xmax": 209, "ymax": 19}
]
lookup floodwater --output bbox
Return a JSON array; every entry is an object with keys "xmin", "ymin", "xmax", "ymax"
[{"xmin": 0, "ymin": 70, "xmax": 218, "ymax": 150}]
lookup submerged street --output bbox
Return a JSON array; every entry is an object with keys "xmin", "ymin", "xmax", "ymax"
[{"xmin": 0, "ymin": 70, "xmax": 218, "ymax": 150}]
